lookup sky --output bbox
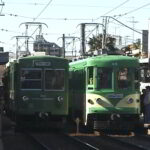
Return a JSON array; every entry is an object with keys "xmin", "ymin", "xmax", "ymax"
[{"xmin": 0, "ymin": 0, "xmax": 150, "ymax": 56}]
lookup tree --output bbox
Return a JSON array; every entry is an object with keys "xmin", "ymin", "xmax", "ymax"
[{"xmin": 88, "ymin": 33, "xmax": 116, "ymax": 52}]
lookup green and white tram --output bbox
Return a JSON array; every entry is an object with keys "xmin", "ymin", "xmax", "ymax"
[{"xmin": 69, "ymin": 55, "xmax": 141, "ymax": 130}]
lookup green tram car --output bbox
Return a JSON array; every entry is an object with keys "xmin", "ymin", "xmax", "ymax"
[
  {"xmin": 3, "ymin": 55, "xmax": 69, "ymax": 127},
  {"xmin": 69, "ymin": 55, "xmax": 141, "ymax": 131}
]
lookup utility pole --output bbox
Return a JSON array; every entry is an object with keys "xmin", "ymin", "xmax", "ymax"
[
  {"xmin": 19, "ymin": 22, "xmax": 48, "ymax": 54},
  {"xmin": 12, "ymin": 36, "xmax": 33, "ymax": 59},
  {"xmin": 102, "ymin": 17, "xmax": 109, "ymax": 49},
  {"xmin": 58, "ymin": 35, "xmax": 79, "ymax": 58},
  {"xmin": 62, "ymin": 34, "xmax": 65, "ymax": 58},
  {"xmin": 128, "ymin": 17, "xmax": 138, "ymax": 43},
  {"xmin": 0, "ymin": 0, "xmax": 4, "ymax": 16},
  {"xmin": 79, "ymin": 23, "xmax": 103, "ymax": 56}
]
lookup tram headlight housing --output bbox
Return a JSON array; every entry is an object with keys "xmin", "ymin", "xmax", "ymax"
[
  {"xmin": 96, "ymin": 98, "xmax": 102, "ymax": 105},
  {"xmin": 127, "ymin": 98, "xmax": 134, "ymax": 104},
  {"xmin": 22, "ymin": 96, "xmax": 29, "ymax": 101},
  {"xmin": 88, "ymin": 99, "xmax": 94, "ymax": 105}
]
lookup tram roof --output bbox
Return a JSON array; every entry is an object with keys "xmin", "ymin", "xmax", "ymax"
[{"xmin": 69, "ymin": 55, "xmax": 139, "ymax": 69}]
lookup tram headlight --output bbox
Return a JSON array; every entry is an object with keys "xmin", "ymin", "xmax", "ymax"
[
  {"xmin": 88, "ymin": 99, "xmax": 94, "ymax": 105},
  {"xmin": 57, "ymin": 96, "xmax": 64, "ymax": 103},
  {"xmin": 22, "ymin": 96, "xmax": 29, "ymax": 101},
  {"xmin": 127, "ymin": 98, "xmax": 134, "ymax": 104},
  {"xmin": 96, "ymin": 98, "xmax": 102, "ymax": 105}
]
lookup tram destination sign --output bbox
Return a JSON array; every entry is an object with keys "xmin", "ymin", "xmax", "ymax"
[
  {"xmin": 107, "ymin": 94, "xmax": 123, "ymax": 99},
  {"xmin": 34, "ymin": 61, "xmax": 51, "ymax": 67}
]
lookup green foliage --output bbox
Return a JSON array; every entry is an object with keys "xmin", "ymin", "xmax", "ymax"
[
  {"xmin": 88, "ymin": 34, "xmax": 116, "ymax": 51},
  {"xmin": 88, "ymin": 34, "xmax": 103, "ymax": 51}
]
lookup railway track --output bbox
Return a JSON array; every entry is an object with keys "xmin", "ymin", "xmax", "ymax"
[
  {"xmin": 68, "ymin": 130, "xmax": 150, "ymax": 150},
  {"xmin": 110, "ymin": 133, "xmax": 150, "ymax": 150},
  {"xmin": 104, "ymin": 134, "xmax": 148, "ymax": 150},
  {"xmin": 25, "ymin": 131, "xmax": 99, "ymax": 150},
  {"xmin": 3, "ymin": 128, "xmax": 150, "ymax": 150},
  {"xmin": 2, "ymin": 115, "xmax": 150, "ymax": 150}
]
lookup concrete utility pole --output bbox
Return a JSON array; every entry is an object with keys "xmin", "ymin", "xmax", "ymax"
[
  {"xmin": 79, "ymin": 23, "xmax": 103, "ymax": 56},
  {"xmin": 59, "ymin": 35, "xmax": 79, "ymax": 58},
  {"xmin": 101, "ymin": 16, "xmax": 142, "ymax": 51},
  {"xmin": 128, "ymin": 17, "xmax": 138, "ymax": 43},
  {"xmin": 62, "ymin": 34, "xmax": 65, "ymax": 58},
  {"xmin": 0, "ymin": 0, "xmax": 5, "ymax": 16},
  {"xmin": 102, "ymin": 17, "xmax": 109, "ymax": 49}
]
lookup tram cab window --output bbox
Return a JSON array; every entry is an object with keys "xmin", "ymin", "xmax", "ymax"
[
  {"xmin": 21, "ymin": 69, "xmax": 42, "ymax": 89},
  {"xmin": 87, "ymin": 67, "xmax": 94, "ymax": 90},
  {"xmin": 117, "ymin": 68, "xmax": 131, "ymax": 89},
  {"xmin": 45, "ymin": 69, "xmax": 65, "ymax": 90},
  {"xmin": 140, "ymin": 68, "xmax": 150, "ymax": 83},
  {"xmin": 97, "ymin": 68, "xmax": 112, "ymax": 89},
  {"xmin": 88, "ymin": 67, "xmax": 93, "ymax": 85}
]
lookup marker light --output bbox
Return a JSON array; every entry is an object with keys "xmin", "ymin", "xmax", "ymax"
[
  {"xmin": 96, "ymin": 98, "xmax": 102, "ymax": 105},
  {"xmin": 22, "ymin": 96, "xmax": 29, "ymax": 101},
  {"xmin": 127, "ymin": 98, "xmax": 134, "ymax": 104},
  {"xmin": 57, "ymin": 96, "xmax": 64, "ymax": 103}
]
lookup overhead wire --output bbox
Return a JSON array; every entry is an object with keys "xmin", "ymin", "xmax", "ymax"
[
  {"xmin": 109, "ymin": 16, "xmax": 142, "ymax": 34},
  {"xmin": 5, "ymin": 13, "xmax": 94, "ymax": 21},
  {"xmin": 113, "ymin": 2, "xmax": 150, "ymax": 17},
  {"xmin": 18, "ymin": 0, "xmax": 53, "ymax": 51},
  {"xmin": 85, "ymin": 0, "xmax": 130, "ymax": 41},
  {"xmin": 5, "ymin": 2, "xmax": 45, "ymax": 5},
  {"xmin": 107, "ymin": 2, "xmax": 150, "ymax": 39},
  {"xmin": 57, "ymin": 1, "xmax": 131, "ymax": 49},
  {"xmin": 33, "ymin": 0, "xmax": 53, "ymax": 22},
  {"xmin": 95, "ymin": 0, "xmax": 130, "ymax": 21},
  {"xmin": 2, "ymin": 1, "xmax": 149, "ymax": 51},
  {"xmin": 87, "ymin": 1, "xmax": 148, "ymax": 43},
  {"xmin": 5, "ymin": 1, "xmax": 130, "ymax": 8}
]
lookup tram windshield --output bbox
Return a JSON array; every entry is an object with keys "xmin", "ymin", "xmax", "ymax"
[
  {"xmin": 20, "ymin": 69, "xmax": 65, "ymax": 90},
  {"xmin": 97, "ymin": 68, "xmax": 112, "ymax": 89},
  {"xmin": 117, "ymin": 68, "xmax": 131, "ymax": 89},
  {"xmin": 21, "ymin": 69, "xmax": 42, "ymax": 89},
  {"xmin": 45, "ymin": 69, "xmax": 65, "ymax": 90}
]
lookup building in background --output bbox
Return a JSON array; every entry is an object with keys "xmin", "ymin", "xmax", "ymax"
[
  {"xmin": 33, "ymin": 35, "xmax": 62, "ymax": 57},
  {"xmin": 0, "ymin": 50, "xmax": 9, "ymax": 86}
]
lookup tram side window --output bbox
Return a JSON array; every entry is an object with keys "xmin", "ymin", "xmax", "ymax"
[
  {"xmin": 118, "ymin": 68, "xmax": 131, "ymax": 89},
  {"xmin": 88, "ymin": 67, "xmax": 93, "ymax": 85},
  {"xmin": 21, "ymin": 69, "xmax": 42, "ymax": 89},
  {"xmin": 97, "ymin": 68, "xmax": 112, "ymax": 89},
  {"xmin": 146, "ymin": 69, "xmax": 150, "ymax": 82},
  {"xmin": 141, "ymin": 68, "xmax": 150, "ymax": 82},
  {"xmin": 134, "ymin": 68, "xmax": 139, "ymax": 89},
  {"xmin": 140, "ymin": 69, "xmax": 145, "ymax": 82}
]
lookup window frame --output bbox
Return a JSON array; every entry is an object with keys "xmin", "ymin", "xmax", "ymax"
[
  {"xmin": 44, "ymin": 68, "xmax": 65, "ymax": 91},
  {"xmin": 20, "ymin": 68, "xmax": 42, "ymax": 90}
]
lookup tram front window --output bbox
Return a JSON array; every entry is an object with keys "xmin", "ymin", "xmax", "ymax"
[
  {"xmin": 21, "ymin": 69, "xmax": 42, "ymax": 89},
  {"xmin": 141, "ymin": 68, "xmax": 150, "ymax": 83},
  {"xmin": 97, "ymin": 68, "xmax": 112, "ymax": 89},
  {"xmin": 117, "ymin": 68, "xmax": 131, "ymax": 89},
  {"xmin": 45, "ymin": 70, "xmax": 65, "ymax": 90}
]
